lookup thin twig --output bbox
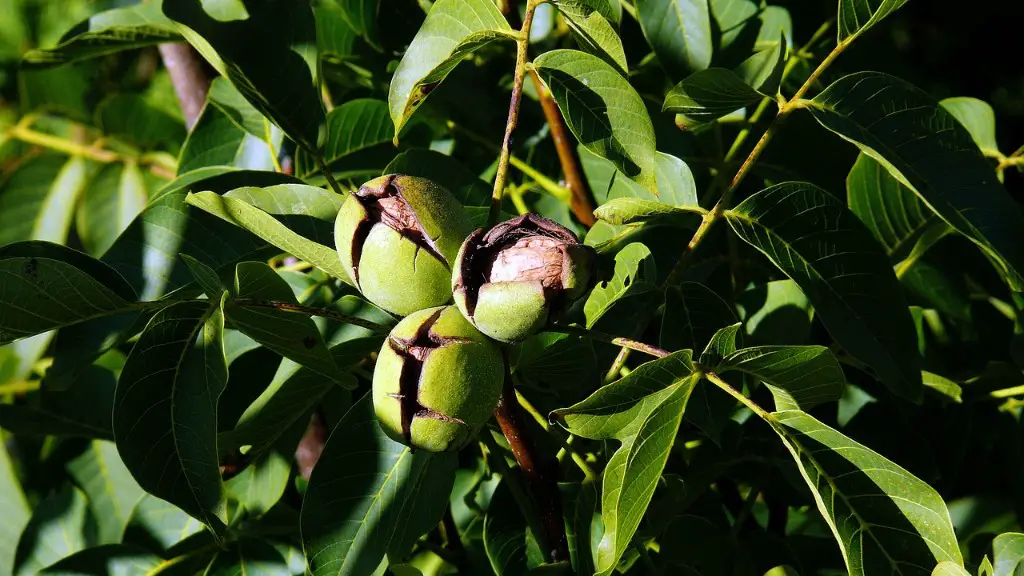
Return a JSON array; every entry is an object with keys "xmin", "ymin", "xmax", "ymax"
[
  {"xmin": 316, "ymin": 154, "xmax": 347, "ymax": 196},
  {"xmin": 528, "ymin": 69, "xmax": 597, "ymax": 226},
  {"xmin": 489, "ymin": 0, "xmax": 541, "ymax": 225},
  {"xmin": 704, "ymin": 372, "xmax": 773, "ymax": 423},
  {"xmin": 549, "ymin": 324, "xmax": 671, "ymax": 358}
]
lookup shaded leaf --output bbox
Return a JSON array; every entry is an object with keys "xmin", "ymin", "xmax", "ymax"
[
  {"xmin": 725, "ymin": 182, "xmax": 922, "ymax": 401},
  {"xmin": 771, "ymin": 410, "xmax": 962, "ymax": 575},
  {"xmin": 534, "ymin": 49, "xmax": 658, "ymax": 191},
  {"xmin": 484, "ymin": 481, "xmax": 533, "ymax": 576},
  {"xmin": 838, "ymin": 0, "xmax": 910, "ymax": 42},
  {"xmin": 225, "ymin": 451, "xmax": 290, "ymax": 519},
  {"xmin": 805, "ymin": 72, "xmax": 1024, "ymax": 289},
  {"xmin": 38, "ymin": 544, "xmax": 161, "ymax": 576},
  {"xmin": 0, "ymin": 155, "xmax": 90, "ymax": 246},
  {"xmin": 660, "ymin": 281, "xmax": 736, "ymax": 352},
  {"xmin": 737, "ymin": 279, "xmax": 813, "ymax": 345},
  {"xmin": 388, "ymin": 0, "xmax": 516, "ymax": 134},
  {"xmin": 66, "ymin": 440, "xmax": 145, "ymax": 544},
  {"xmin": 0, "ymin": 241, "xmax": 136, "ymax": 345},
  {"xmin": 14, "ymin": 485, "xmax": 90, "ymax": 576},
  {"xmin": 636, "ymin": 0, "xmax": 713, "ymax": 78},
  {"xmin": 301, "ymin": 394, "xmax": 457, "ymax": 576},
  {"xmin": 512, "ymin": 332, "xmax": 599, "ymax": 392},
  {"xmin": 663, "ymin": 68, "xmax": 763, "ymax": 125},
  {"xmin": 77, "ymin": 162, "xmax": 149, "ymax": 257},
  {"xmin": 385, "ymin": 149, "xmax": 491, "ymax": 208},
  {"xmin": 336, "ymin": 0, "xmax": 380, "ymax": 50},
  {"xmin": 21, "ymin": 1, "xmax": 179, "ymax": 67},
  {"xmin": 207, "ymin": 538, "xmax": 291, "ymax": 576},
  {"xmin": 127, "ymin": 495, "xmax": 203, "ymax": 551},
  {"xmin": 164, "ymin": 0, "xmax": 324, "ymax": 152},
  {"xmin": 0, "ymin": 364, "xmax": 118, "ymax": 439},
  {"xmin": 113, "ymin": 299, "xmax": 229, "ymax": 533},
  {"xmin": 96, "ymin": 93, "xmax": 185, "ymax": 151},
  {"xmin": 0, "ymin": 442, "xmax": 30, "ymax": 576},
  {"xmin": 297, "ymin": 99, "xmax": 395, "ymax": 179},
  {"xmin": 719, "ymin": 346, "xmax": 845, "ymax": 410}
]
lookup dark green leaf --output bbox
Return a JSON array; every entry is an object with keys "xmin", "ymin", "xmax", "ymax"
[
  {"xmin": 21, "ymin": 1, "xmax": 179, "ymax": 68},
  {"xmin": 512, "ymin": 332, "xmax": 599, "ymax": 392},
  {"xmin": 228, "ymin": 262, "xmax": 343, "ymax": 382},
  {"xmin": 0, "ymin": 442, "xmax": 30, "ymax": 576},
  {"xmin": 181, "ymin": 254, "xmax": 226, "ymax": 299},
  {"xmin": 805, "ymin": 72, "xmax": 1024, "ymax": 289},
  {"xmin": 301, "ymin": 394, "xmax": 457, "ymax": 576},
  {"xmin": 733, "ymin": 32, "xmax": 786, "ymax": 96},
  {"xmin": 388, "ymin": 0, "xmax": 516, "ymax": 134},
  {"xmin": 725, "ymin": 182, "xmax": 922, "ymax": 401},
  {"xmin": 660, "ymin": 281, "xmax": 736, "ymax": 352},
  {"xmin": 0, "ymin": 242, "xmax": 136, "ymax": 344},
  {"xmin": 636, "ymin": 0, "xmax": 713, "ymax": 78},
  {"xmin": 96, "ymin": 93, "xmax": 185, "ymax": 151},
  {"xmin": 336, "ymin": 0, "xmax": 380, "ymax": 50},
  {"xmin": 77, "ymin": 162, "xmax": 150, "ymax": 256},
  {"xmin": 38, "ymin": 544, "xmax": 161, "ymax": 576},
  {"xmin": 560, "ymin": 481, "xmax": 597, "ymax": 576},
  {"xmin": 698, "ymin": 322, "xmax": 741, "ymax": 367},
  {"xmin": 67, "ymin": 440, "xmax": 145, "ymax": 544},
  {"xmin": 113, "ymin": 299, "xmax": 229, "ymax": 533},
  {"xmin": 0, "ymin": 364, "xmax": 118, "ymax": 438},
  {"xmin": 163, "ymin": 0, "xmax": 325, "ymax": 152},
  {"xmin": 206, "ymin": 538, "xmax": 291, "ymax": 576},
  {"xmin": 662, "ymin": 68, "xmax": 763, "ymax": 125},
  {"xmin": 719, "ymin": 346, "xmax": 845, "ymax": 409},
  {"xmin": 534, "ymin": 49, "xmax": 658, "ymax": 191},
  {"xmin": 484, "ymin": 481, "xmax": 533, "ymax": 576},
  {"xmin": 838, "ymin": 0, "xmax": 909, "ymax": 42},
  {"xmin": 584, "ymin": 243, "xmax": 659, "ymax": 333},
  {"xmin": 296, "ymin": 99, "xmax": 394, "ymax": 179},
  {"xmin": 771, "ymin": 410, "xmax": 962, "ymax": 575},
  {"xmin": 737, "ymin": 279, "xmax": 813, "ymax": 345},
  {"xmin": 0, "ymin": 155, "xmax": 90, "ymax": 246},
  {"xmin": 14, "ymin": 485, "xmax": 91, "ymax": 575}
]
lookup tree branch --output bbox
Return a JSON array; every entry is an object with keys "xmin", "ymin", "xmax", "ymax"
[
  {"xmin": 158, "ymin": 43, "xmax": 211, "ymax": 129},
  {"xmin": 529, "ymin": 69, "xmax": 597, "ymax": 227}
]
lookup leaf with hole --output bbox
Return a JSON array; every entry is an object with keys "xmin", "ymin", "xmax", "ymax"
[
  {"xmin": 805, "ymin": 72, "xmax": 1024, "ymax": 289},
  {"xmin": 725, "ymin": 182, "xmax": 922, "ymax": 401}
]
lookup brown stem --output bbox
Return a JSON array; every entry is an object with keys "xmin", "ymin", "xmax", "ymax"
[
  {"xmin": 296, "ymin": 412, "xmax": 328, "ymax": 480},
  {"xmin": 493, "ymin": 358, "xmax": 569, "ymax": 563},
  {"xmin": 529, "ymin": 70, "xmax": 597, "ymax": 227},
  {"xmin": 158, "ymin": 43, "xmax": 211, "ymax": 129}
]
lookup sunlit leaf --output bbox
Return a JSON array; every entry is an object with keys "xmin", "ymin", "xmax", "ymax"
[
  {"xmin": 719, "ymin": 346, "xmax": 845, "ymax": 410},
  {"xmin": 584, "ymin": 243, "xmax": 659, "ymax": 333},
  {"xmin": 941, "ymin": 97, "xmax": 1000, "ymax": 157},
  {"xmin": 0, "ymin": 442, "xmax": 30, "ymax": 576},
  {"xmin": 77, "ymin": 162, "xmax": 150, "ymax": 257},
  {"xmin": 66, "ymin": 440, "xmax": 145, "ymax": 544},
  {"xmin": 127, "ymin": 495, "xmax": 204, "ymax": 551},
  {"xmin": 993, "ymin": 532, "xmax": 1024, "ymax": 576},
  {"xmin": 0, "ymin": 155, "xmax": 90, "ymax": 246},
  {"xmin": 296, "ymin": 99, "xmax": 395, "ymax": 179},
  {"xmin": 14, "ymin": 485, "xmax": 91, "ymax": 575},
  {"xmin": 554, "ymin": 4, "xmax": 628, "ymax": 74},
  {"xmin": 38, "ymin": 544, "xmax": 161, "ymax": 576},
  {"xmin": 838, "ymin": 0, "xmax": 909, "ymax": 42}
]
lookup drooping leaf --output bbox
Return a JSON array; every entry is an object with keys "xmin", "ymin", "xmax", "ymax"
[
  {"xmin": 805, "ymin": 72, "xmax": 1024, "ymax": 289},
  {"xmin": 771, "ymin": 410, "xmax": 963, "ymax": 575},
  {"xmin": 163, "ymin": 0, "xmax": 325, "ymax": 152},
  {"xmin": 0, "ymin": 241, "xmax": 136, "ymax": 345},
  {"xmin": 636, "ymin": 0, "xmax": 713, "ymax": 78},
  {"xmin": 560, "ymin": 480, "xmax": 598, "ymax": 576},
  {"xmin": 837, "ymin": 0, "xmax": 910, "ymax": 42},
  {"xmin": 301, "ymin": 394, "xmax": 457, "ymax": 576},
  {"xmin": 185, "ymin": 191, "xmax": 351, "ymax": 283},
  {"xmin": 66, "ymin": 440, "xmax": 145, "ymax": 544},
  {"xmin": 228, "ymin": 262, "xmax": 344, "ymax": 382},
  {"xmin": 719, "ymin": 346, "xmax": 846, "ymax": 410},
  {"xmin": 38, "ymin": 544, "xmax": 161, "ymax": 576},
  {"xmin": 0, "ymin": 155, "xmax": 90, "ymax": 246},
  {"xmin": 388, "ymin": 0, "xmax": 516, "ymax": 135},
  {"xmin": 223, "ymin": 183, "xmax": 342, "ymax": 248},
  {"xmin": 296, "ymin": 99, "xmax": 395, "ymax": 179},
  {"xmin": 0, "ymin": 442, "xmax": 30, "ymax": 576},
  {"xmin": 708, "ymin": 0, "xmax": 758, "ymax": 54},
  {"xmin": 993, "ymin": 533, "xmax": 1024, "ymax": 576},
  {"xmin": 733, "ymin": 33, "xmax": 786, "ymax": 96},
  {"xmin": 112, "ymin": 299, "xmax": 229, "ymax": 533},
  {"xmin": 725, "ymin": 182, "xmax": 922, "ymax": 401},
  {"xmin": 77, "ymin": 161, "xmax": 150, "ymax": 256},
  {"xmin": 553, "ymin": 352, "xmax": 699, "ymax": 576},
  {"xmin": 21, "ymin": 0, "xmax": 179, "ymax": 67},
  {"xmin": 534, "ymin": 49, "xmax": 658, "ymax": 191},
  {"xmin": 14, "ymin": 485, "xmax": 91, "ymax": 576},
  {"xmin": 941, "ymin": 97, "xmax": 1000, "ymax": 157}
]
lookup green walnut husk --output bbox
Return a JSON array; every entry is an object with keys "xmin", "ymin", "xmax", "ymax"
[
  {"xmin": 335, "ymin": 174, "xmax": 473, "ymax": 317},
  {"xmin": 373, "ymin": 306, "xmax": 504, "ymax": 452},
  {"xmin": 452, "ymin": 214, "xmax": 596, "ymax": 343}
]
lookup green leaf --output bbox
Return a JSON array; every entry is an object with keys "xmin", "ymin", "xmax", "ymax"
[
  {"xmin": 719, "ymin": 346, "xmax": 845, "ymax": 410},
  {"xmin": 555, "ymin": 6, "xmax": 628, "ymax": 75},
  {"xmin": 385, "ymin": 149, "xmax": 492, "ymax": 208},
  {"xmin": 512, "ymin": 332, "xmax": 599, "ymax": 392},
  {"xmin": 933, "ymin": 563, "xmax": 972, "ymax": 576},
  {"xmin": 206, "ymin": 538, "xmax": 292, "ymax": 576},
  {"xmin": 805, "ymin": 72, "xmax": 1024, "ymax": 289},
  {"xmin": 725, "ymin": 182, "xmax": 922, "ymax": 401},
  {"xmin": 181, "ymin": 254, "xmax": 226, "ymax": 298},
  {"xmin": 0, "ymin": 364, "xmax": 118, "ymax": 439},
  {"xmin": 636, "ymin": 0, "xmax": 713, "ymax": 78},
  {"xmin": 0, "ymin": 442, "xmax": 30, "ymax": 576},
  {"xmin": 66, "ymin": 440, "xmax": 145, "ymax": 544},
  {"xmin": 113, "ymin": 299, "xmax": 229, "ymax": 533},
  {"xmin": 224, "ymin": 450, "xmax": 290, "ymax": 518},
  {"xmin": 587, "ymin": 151, "xmax": 699, "ymax": 214},
  {"xmin": 77, "ymin": 162, "xmax": 150, "ymax": 256},
  {"xmin": 652, "ymin": 152, "xmax": 700, "ymax": 207},
  {"xmin": 994, "ymin": 533, "xmax": 1024, "ymax": 576},
  {"xmin": 737, "ymin": 279, "xmax": 814, "ymax": 345},
  {"xmin": 38, "ymin": 544, "xmax": 161, "ymax": 576},
  {"xmin": 534, "ymin": 49, "xmax": 658, "ymax": 191},
  {"xmin": 733, "ymin": 33, "xmax": 786, "ymax": 96},
  {"xmin": 0, "ymin": 241, "xmax": 136, "ymax": 345},
  {"xmin": 314, "ymin": 1, "xmax": 359, "ymax": 63},
  {"xmin": 335, "ymin": 0, "xmax": 380, "ymax": 50},
  {"xmin": 554, "ymin": 352, "xmax": 699, "ymax": 576},
  {"xmin": 388, "ymin": 0, "xmax": 516, "ymax": 135},
  {"xmin": 185, "ymin": 191, "xmax": 350, "ymax": 284},
  {"xmin": 698, "ymin": 322, "xmax": 741, "ymax": 367},
  {"xmin": 484, "ymin": 480, "xmax": 534, "ymax": 575},
  {"xmin": 21, "ymin": 0, "xmax": 179, "ymax": 67},
  {"xmin": 228, "ymin": 262, "xmax": 343, "ymax": 382},
  {"xmin": 163, "ymin": 0, "xmax": 325, "ymax": 152},
  {"xmin": 127, "ymin": 495, "xmax": 204, "ymax": 551},
  {"xmin": 0, "ymin": 155, "xmax": 90, "ymax": 246},
  {"xmin": 941, "ymin": 97, "xmax": 1000, "ymax": 157},
  {"xmin": 220, "ymin": 338, "xmax": 373, "ymax": 458},
  {"xmin": 96, "ymin": 93, "xmax": 185, "ymax": 151},
  {"xmin": 296, "ymin": 99, "xmax": 395, "ymax": 179},
  {"xmin": 560, "ymin": 481, "xmax": 598, "ymax": 576},
  {"xmin": 660, "ymin": 282, "xmax": 736, "ymax": 352},
  {"xmin": 301, "ymin": 394, "xmax": 457, "ymax": 576},
  {"xmin": 922, "ymin": 371, "xmax": 962, "ymax": 404},
  {"xmin": 584, "ymin": 243, "xmax": 659, "ymax": 331},
  {"xmin": 838, "ymin": 0, "xmax": 909, "ymax": 42},
  {"xmin": 662, "ymin": 68, "xmax": 763, "ymax": 125},
  {"xmin": 14, "ymin": 485, "xmax": 91, "ymax": 576},
  {"xmin": 224, "ymin": 184, "xmax": 342, "ymax": 248},
  {"xmin": 593, "ymin": 198, "xmax": 701, "ymax": 225},
  {"xmin": 771, "ymin": 410, "xmax": 963, "ymax": 575}
]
